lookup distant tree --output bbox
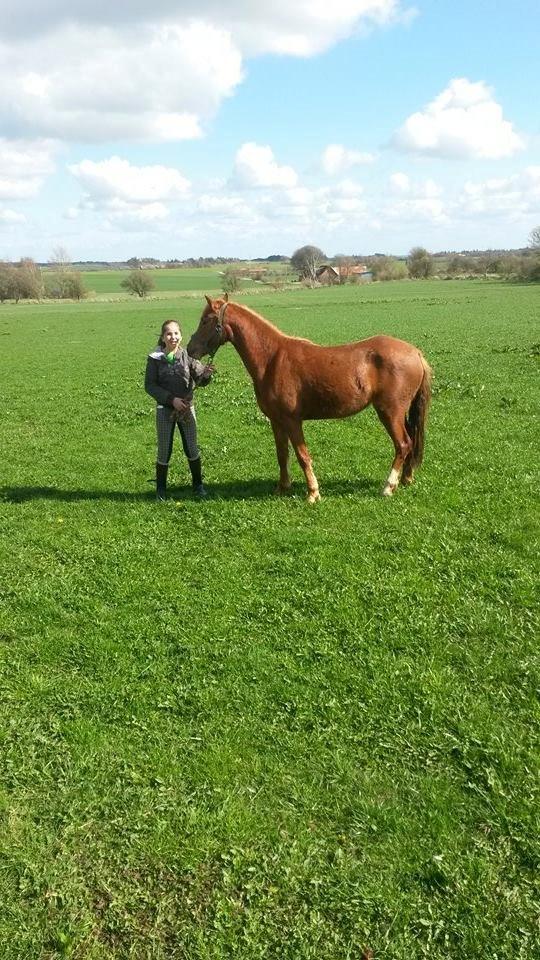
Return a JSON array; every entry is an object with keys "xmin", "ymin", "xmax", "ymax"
[
  {"xmin": 17, "ymin": 258, "xmax": 44, "ymax": 299},
  {"xmin": 126, "ymin": 257, "xmax": 142, "ymax": 269},
  {"xmin": 528, "ymin": 226, "xmax": 540, "ymax": 250},
  {"xmin": 46, "ymin": 269, "xmax": 87, "ymax": 300},
  {"xmin": 120, "ymin": 270, "xmax": 155, "ymax": 297},
  {"xmin": 446, "ymin": 254, "xmax": 476, "ymax": 276},
  {"xmin": 49, "ymin": 245, "xmax": 72, "ymax": 268},
  {"xmin": 521, "ymin": 256, "xmax": 540, "ymax": 281},
  {"xmin": 368, "ymin": 256, "xmax": 407, "ymax": 281},
  {"xmin": 62, "ymin": 272, "xmax": 87, "ymax": 299},
  {"xmin": 407, "ymin": 246, "xmax": 434, "ymax": 279},
  {"xmin": 222, "ymin": 267, "xmax": 241, "ymax": 294},
  {"xmin": 483, "ymin": 254, "xmax": 503, "ymax": 275},
  {"xmin": 46, "ymin": 247, "xmax": 87, "ymax": 299},
  {"xmin": 290, "ymin": 245, "xmax": 326, "ymax": 283},
  {"xmin": 0, "ymin": 264, "xmax": 19, "ymax": 302}
]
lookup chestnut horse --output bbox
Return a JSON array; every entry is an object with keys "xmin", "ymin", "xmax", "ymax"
[{"xmin": 188, "ymin": 297, "xmax": 432, "ymax": 503}]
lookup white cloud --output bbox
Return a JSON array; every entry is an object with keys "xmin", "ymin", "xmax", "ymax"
[
  {"xmin": 384, "ymin": 174, "xmax": 447, "ymax": 222},
  {"xmin": 322, "ymin": 144, "xmax": 375, "ymax": 175},
  {"xmin": 107, "ymin": 199, "xmax": 169, "ymax": 223},
  {"xmin": 1, "ymin": 2, "xmax": 413, "ymax": 51},
  {"xmin": 389, "ymin": 172, "xmax": 410, "ymax": 193},
  {"xmin": 233, "ymin": 143, "xmax": 298, "ymax": 188},
  {"xmin": 0, "ymin": 2, "xmax": 411, "ymax": 143},
  {"xmin": 392, "ymin": 78, "xmax": 525, "ymax": 159},
  {"xmin": 0, "ymin": 22, "xmax": 241, "ymax": 143},
  {"xmin": 197, "ymin": 194, "xmax": 257, "ymax": 221},
  {"xmin": 458, "ymin": 166, "xmax": 540, "ymax": 219},
  {"xmin": 66, "ymin": 157, "xmax": 191, "ymax": 229},
  {"xmin": 68, "ymin": 157, "xmax": 190, "ymax": 203},
  {"xmin": 0, "ymin": 209, "xmax": 26, "ymax": 223},
  {"xmin": 0, "ymin": 139, "xmax": 57, "ymax": 199}
]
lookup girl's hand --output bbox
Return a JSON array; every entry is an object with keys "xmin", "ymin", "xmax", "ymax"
[
  {"xmin": 172, "ymin": 397, "xmax": 189, "ymax": 413},
  {"xmin": 204, "ymin": 364, "xmax": 215, "ymax": 376}
]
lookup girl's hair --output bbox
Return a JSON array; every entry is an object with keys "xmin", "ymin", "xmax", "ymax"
[{"xmin": 158, "ymin": 319, "xmax": 181, "ymax": 348}]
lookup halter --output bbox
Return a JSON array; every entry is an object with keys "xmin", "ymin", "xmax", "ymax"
[{"xmin": 208, "ymin": 301, "xmax": 228, "ymax": 360}]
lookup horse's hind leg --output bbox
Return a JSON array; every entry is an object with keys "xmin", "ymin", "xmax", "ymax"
[
  {"xmin": 400, "ymin": 453, "xmax": 415, "ymax": 486},
  {"xmin": 288, "ymin": 420, "xmax": 320, "ymax": 503},
  {"xmin": 374, "ymin": 406, "xmax": 413, "ymax": 497},
  {"xmin": 270, "ymin": 419, "xmax": 292, "ymax": 493}
]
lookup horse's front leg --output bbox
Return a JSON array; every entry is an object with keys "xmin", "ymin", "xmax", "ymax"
[
  {"xmin": 288, "ymin": 420, "xmax": 320, "ymax": 504},
  {"xmin": 270, "ymin": 419, "xmax": 292, "ymax": 494}
]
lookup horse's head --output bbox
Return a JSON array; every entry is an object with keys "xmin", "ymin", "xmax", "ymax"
[{"xmin": 187, "ymin": 295, "xmax": 229, "ymax": 359}]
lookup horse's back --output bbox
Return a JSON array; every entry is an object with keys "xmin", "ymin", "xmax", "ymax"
[{"xmin": 265, "ymin": 333, "xmax": 426, "ymax": 421}]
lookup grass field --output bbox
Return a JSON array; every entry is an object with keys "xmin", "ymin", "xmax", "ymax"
[
  {"xmin": 46, "ymin": 264, "xmax": 283, "ymax": 296},
  {"xmin": 0, "ymin": 280, "xmax": 538, "ymax": 958},
  {"xmin": 73, "ymin": 267, "xmax": 228, "ymax": 296}
]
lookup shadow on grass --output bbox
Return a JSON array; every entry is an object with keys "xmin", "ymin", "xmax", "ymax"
[{"xmin": 1, "ymin": 476, "xmax": 379, "ymax": 504}]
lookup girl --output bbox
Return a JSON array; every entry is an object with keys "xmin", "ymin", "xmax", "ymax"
[{"xmin": 145, "ymin": 319, "xmax": 214, "ymax": 499}]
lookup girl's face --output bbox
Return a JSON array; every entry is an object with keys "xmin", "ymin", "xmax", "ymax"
[{"xmin": 162, "ymin": 323, "xmax": 181, "ymax": 353}]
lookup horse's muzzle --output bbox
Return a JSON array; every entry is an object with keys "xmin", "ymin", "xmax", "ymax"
[{"xmin": 186, "ymin": 336, "xmax": 202, "ymax": 359}]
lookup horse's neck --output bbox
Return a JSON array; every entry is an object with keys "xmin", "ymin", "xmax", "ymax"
[{"xmin": 228, "ymin": 307, "xmax": 282, "ymax": 381}]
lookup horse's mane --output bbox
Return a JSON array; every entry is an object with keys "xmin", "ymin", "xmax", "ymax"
[{"xmin": 225, "ymin": 300, "xmax": 312, "ymax": 344}]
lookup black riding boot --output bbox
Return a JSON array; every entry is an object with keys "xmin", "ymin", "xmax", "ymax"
[
  {"xmin": 188, "ymin": 457, "xmax": 207, "ymax": 498},
  {"xmin": 156, "ymin": 463, "xmax": 168, "ymax": 501}
]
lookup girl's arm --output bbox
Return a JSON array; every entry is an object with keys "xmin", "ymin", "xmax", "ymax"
[
  {"xmin": 144, "ymin": 356, "xmax": 175, "ymax": 406},
  {"xmin": 189, "ymin": 357, "xmax": 214, "ymax": 387}
]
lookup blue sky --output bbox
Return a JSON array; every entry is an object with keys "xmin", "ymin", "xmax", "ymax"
[{"xmin": 0, "ymin": 0, "xmax": 538, "ymax": 261}]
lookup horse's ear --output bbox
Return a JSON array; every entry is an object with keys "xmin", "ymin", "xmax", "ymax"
[
  {"xmin": 223, "ymin": 292, "xmax": 229, "ymax": 302},
  {"xmin": 205, "ymin": 295, "xmax": 212, "ymax": 308}
]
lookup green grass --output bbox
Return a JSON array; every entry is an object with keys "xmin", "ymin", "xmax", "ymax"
[
  {"xmin": 60, "ymin": 264, "xmax": 285, "ymax": 296},
  {"xmin": 79, "ymin": 266, "xmax": 227, "ymax": 295},
  {"xmin": 0, "ymin": 280, "xmax": 538, "ymax": 958}
]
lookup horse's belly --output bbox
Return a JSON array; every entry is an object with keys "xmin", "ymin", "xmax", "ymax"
[{"xmin": 299, "ymin": 385, "xmax": 370, "ymax": 420}]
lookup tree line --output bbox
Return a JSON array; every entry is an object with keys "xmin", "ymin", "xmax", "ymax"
[
  {"xmin": 288, "ymin": 233, "xmax": 540, "ymax": 284},
  {"xmin": 0, "ymin": 258, "xmax": 87, "ymax": 302},
  {"xmin": 2, "ymin": 230, "xmax": 539, "ymax": 303}
]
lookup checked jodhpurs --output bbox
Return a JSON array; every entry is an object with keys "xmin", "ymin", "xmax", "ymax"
[{"xmin": 156, "ymin": 405, "xmax": 200, "ymax": 465}]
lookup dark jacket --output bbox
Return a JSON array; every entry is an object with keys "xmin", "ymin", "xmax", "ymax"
[{"xmin": 144, "ymin": 347, "xmax": 212, "ymax": 407}]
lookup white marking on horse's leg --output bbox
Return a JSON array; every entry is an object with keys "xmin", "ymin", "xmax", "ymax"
[
  {"xmin": 304, "ymin": 464, "xmax": 320, "ymax": 503},
  {"xmin": 382, "ymin": 467, "xmax": 400, "ymax": 497}
]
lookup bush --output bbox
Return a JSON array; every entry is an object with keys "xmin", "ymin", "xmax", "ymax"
[
  {"xmin": 120, "ymin": 270, "xmax": 155, "ymax": 297},
  {"xmin": 222, "ymin": 268, "xmax": 241, "ymax": 294},
  {"xmin": 368, "ymin": 256, "xmax": 408, "ymax": 282},
  {"xmin": 0, "ymin": 259, "xmax": 44, "ymax": 301},
  {"xmin": 407, "ymin": 247, "xmax": 434, "ymax": 279},
  {"xmin": 0, "ymin": 265, "xmax": 19, "ymax": 302},
  {"xmin": 45, "ymin": 269, "xmax": 87, "ymax": 300},
  {"xmin": 17, "ymin": 259, "xmax": 44, "ymax": 299}
]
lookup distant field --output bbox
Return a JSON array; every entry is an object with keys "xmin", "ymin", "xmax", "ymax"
[
  {"xmin": 0, "ymin": 280, "xmax": 538, "ymax": 958},
  {"xmin": 67, "ymin": 263, "xmax": 286, "ymax": 295}
]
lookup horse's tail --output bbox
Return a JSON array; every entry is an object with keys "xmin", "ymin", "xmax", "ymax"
[{"xmin": 406, "ymin": 355, "xmax": 432, "ymax": 468}]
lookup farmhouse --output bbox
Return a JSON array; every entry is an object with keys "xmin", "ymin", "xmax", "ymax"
[{"xmin": 316, "ymin": 263, "xmax": 372, "ymax": 284}]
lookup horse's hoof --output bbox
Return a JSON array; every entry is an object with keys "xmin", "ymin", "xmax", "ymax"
[
  {"xmin": 400, "ymin": 474, "xmax": 414, "ymax": 486},
  {"xmin": 381, "ymin": 484, "xmax": 396, "ymax": 497},
  {"xmin": 274, "ymin": 484, "xmax": 292, "ymax": 495},
  {"xmin": 307, "ymin": 491, "xmax": 321, "ymax": 504}
]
